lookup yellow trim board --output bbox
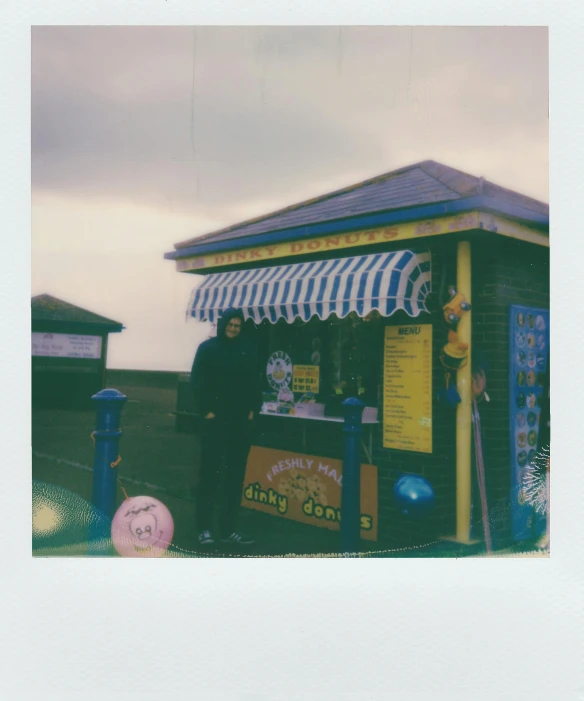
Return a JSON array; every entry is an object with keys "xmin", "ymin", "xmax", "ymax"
[
  {"xmin": 175, "ymin": 210, "xmax": 548, "ymax": 273},
  {"xmin": 176, "ymin": 212, "xmax": 481, "ymax": 272},
  {"xmin": 478, "ymin": 213, "xmax": 549, "ymax": 247}
]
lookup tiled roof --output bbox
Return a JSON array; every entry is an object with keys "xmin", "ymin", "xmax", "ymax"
[
  {"xmin": 31, "ymin": 295, "xmax": 124, "ymax": 330},
  {"xmin": 174, "ymin": 160, "xmax": 549, "ymax": 250}
]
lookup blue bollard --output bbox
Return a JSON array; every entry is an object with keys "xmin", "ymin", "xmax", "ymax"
[
  {"xmin": 88, "ymin": 388, "xmax": 127, "ymax": 553},
  {"xmin": 340, "ymin": 397, "xmax": 365, "ymax": 556}
]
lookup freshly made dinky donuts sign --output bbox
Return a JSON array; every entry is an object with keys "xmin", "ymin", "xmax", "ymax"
[{"xmin": 241, "ymin": 446, "xmax": 378, "ymax": 541}]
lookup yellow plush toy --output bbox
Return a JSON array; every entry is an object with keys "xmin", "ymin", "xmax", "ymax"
[
  {"xmin": 442, "ymin": 286, "xmax": 471, "ymax": 325},
  {"xmin": 440, "ymin": 287, "xmax": 471, "ymax": 371}
]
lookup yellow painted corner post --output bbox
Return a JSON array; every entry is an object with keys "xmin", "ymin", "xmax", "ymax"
[{"xmin": 456, "ymin": 241, "xmax": 472, "ymax": 543}]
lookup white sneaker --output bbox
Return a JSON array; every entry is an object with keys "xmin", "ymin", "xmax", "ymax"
[{"xmin": 198, "ymin": 530, "xmax": 215, "ymax": 546}]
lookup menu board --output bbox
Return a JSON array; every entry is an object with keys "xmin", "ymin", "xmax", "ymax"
[
  {"xmin": 383, "ymin": 325, "xmax": 432, "ymax": 453},
  {"xmin": 292, "ymin": 365, "xmax": 320, "ymax": 394},
  {"xmin": 509, "ymin": 305, "xmax": 549, "ymax": 541}
]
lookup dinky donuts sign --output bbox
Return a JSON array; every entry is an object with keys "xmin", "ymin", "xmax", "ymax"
[{"xmin": 241, "ymin": 446, "xmax": 378, "ymax": 541}]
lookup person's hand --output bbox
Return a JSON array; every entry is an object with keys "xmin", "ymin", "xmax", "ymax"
[
  {"xmin": 205, "ymin": 412, "xmax": 216, "ymax": 419},
  {"xmin": 471, "ymin": 369, "xmax": 487, "ymax": 400},
  {"xmin": 248, "ymin": 411, "xmax": 254, "ymax": 420}
]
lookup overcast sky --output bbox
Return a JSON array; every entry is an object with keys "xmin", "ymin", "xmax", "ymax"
[{"xmin": 31, "ymin": 26, "xmax": 549, "ymax": 371}]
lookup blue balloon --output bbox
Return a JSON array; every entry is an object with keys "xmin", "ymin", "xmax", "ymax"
[{"xmin": 393, "ymin": 474, "xmax": 435, "ymax": 517}]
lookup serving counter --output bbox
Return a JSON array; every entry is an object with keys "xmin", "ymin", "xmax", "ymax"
[{"xmin": 259, "ymin": 410, "xmax": 379, "ymax": 461}]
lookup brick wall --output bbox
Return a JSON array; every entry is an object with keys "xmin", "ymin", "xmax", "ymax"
[
  {"xmin": 106, "ymin": 368, "xmax": 183, "ymax": 389},
  {"xmin": 471, "ymin": 234, "xmax": 549, "ymax": 540}
]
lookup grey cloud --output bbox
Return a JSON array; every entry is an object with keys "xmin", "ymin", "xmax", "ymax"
[
  {"xmin": 32, "ymin": 26, "xmax": 549, "ymax": 224},
  {"xmin": 32, "ymin": 80, "xmax": 379, "ymax": 218}
]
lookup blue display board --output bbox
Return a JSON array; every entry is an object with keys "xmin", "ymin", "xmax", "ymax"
[{"xmin": 509, "ymin": 305, "xmax": 549, "ymax": 541}]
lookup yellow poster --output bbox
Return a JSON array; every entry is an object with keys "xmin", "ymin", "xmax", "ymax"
[
  {"xmin": 383, "ymin": 325, "xmax": 433, "ymax": 453},
  {"xmin": 242, "ymin": 446, "xmax": 378, "ymax": 541},
  {"xmin": 292, "ymin": 365, "xmax": 320, "ymax": 394}
]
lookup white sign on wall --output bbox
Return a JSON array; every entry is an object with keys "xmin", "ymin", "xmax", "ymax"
[{"xmin": 32, "ymin": 332, "xmax": 102, "ymax": 359}]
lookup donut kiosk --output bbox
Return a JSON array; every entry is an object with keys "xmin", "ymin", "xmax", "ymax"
[{"xmin": 167, "ymin": 160, "xmax": 549, "ymax": 548}]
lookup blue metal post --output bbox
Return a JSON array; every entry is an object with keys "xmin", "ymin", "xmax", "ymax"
[
  {"xmin": 89, "ymin": 389, "xmax": 127, "ymax": 550},
  {"xmin": 341, "ymin": 397, "xmax": 365, "ymax": 555}
]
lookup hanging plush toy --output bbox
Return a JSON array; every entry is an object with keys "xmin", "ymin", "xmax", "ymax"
[
  {"xmin": 440, "ymin": 328, "xmax": 469, "ymax": 371},
  {"xmin": 436, "ymin": 370, "xmax": 461, "ymax": 406},
  {"xmin": 442, "ymin": 286, "xmax": 471, "ymax": 325},
  {"xmin": 438, "ymin": 286, "xmax": 472, "ymax": 406}
]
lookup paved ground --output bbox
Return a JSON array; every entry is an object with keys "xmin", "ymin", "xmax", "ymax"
[{"xmin": 32, "ymin": 385, "xmax": 547, "ymax": 558}]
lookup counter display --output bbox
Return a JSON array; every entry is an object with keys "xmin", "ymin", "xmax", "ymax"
[{"xmin": 259, "ymin": 316, "xmax": 379, "ymax": 421}]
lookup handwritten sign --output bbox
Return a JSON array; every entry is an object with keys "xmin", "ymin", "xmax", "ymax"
[
  {"xmin": 31, "ymin": 332, "xmax": 102, "ymax": 359},
  {"xmin": 292, "ymin": 365, "xmax": 320, "ymax": 394},
  {"xmin": 383, "ymin": 325, "xmax": 432, "ymax": 453}
]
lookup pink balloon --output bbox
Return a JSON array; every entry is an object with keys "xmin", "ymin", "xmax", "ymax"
[{"xmin": 111, "ymin": 496, "xmax": 174, "ymax": 558}]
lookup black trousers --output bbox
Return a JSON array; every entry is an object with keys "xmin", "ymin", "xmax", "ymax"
[{"xmin": 196, "ymin": 417, "xmax": 252, "ymax": 537}]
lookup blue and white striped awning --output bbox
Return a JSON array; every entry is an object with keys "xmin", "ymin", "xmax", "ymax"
[{"xmin": 187, "ymin": 250, "xmax": 431, "ymax": 324}]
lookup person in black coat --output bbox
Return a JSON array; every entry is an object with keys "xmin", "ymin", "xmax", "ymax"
[{"xmin": 190, "ymin": 308, "xmax": 260, "ymax": 547}]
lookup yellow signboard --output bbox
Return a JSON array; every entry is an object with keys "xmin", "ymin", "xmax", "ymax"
[
  {"xmin": 292, "ymin": 365, "xmax": 320, "ymax": 394},
  {"xmin": 383, "ymin": 325, "xmax": 433, "ymax": 453},
  {"xmin": 242, "ymin": 446, "xmax": 378, "ymax": 541},
  {"xmin": 176, "ymin": 212, "xmax": 480, "ymax": 272}
]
